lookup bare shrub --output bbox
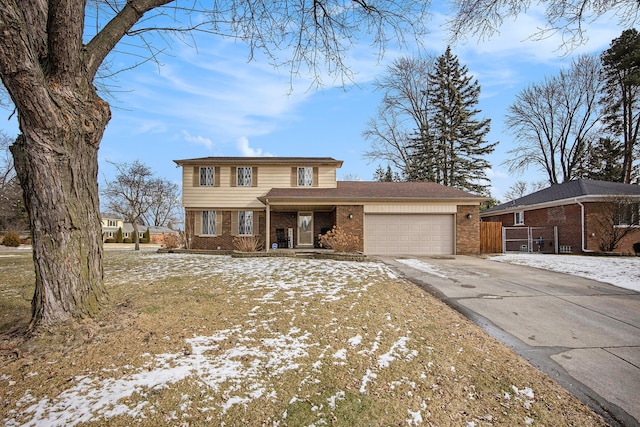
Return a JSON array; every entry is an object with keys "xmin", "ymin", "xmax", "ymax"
[
  {"xmin": 233, "ymin": 236, "xmax": 264, "ymax": 252},
  {"xmin": 163, "ymin": 234, "xmax": 181, "ymax": 249},
  {"xmin": 2, "ymin": 231, "xmax": 21, "ymax": 247},
  {"xmin": 318, "ymin": 226, "xmax": 360, "ymax": 253}
]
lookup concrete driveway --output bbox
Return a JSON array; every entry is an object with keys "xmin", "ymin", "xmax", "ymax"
[{"xmin": 379, "ymin": 255, "xmax": 640, "ymax": 427}]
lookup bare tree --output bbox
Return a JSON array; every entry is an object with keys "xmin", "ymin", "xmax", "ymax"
[
  {"xmin": 502, "ymin": 180, "xmax": 548, "ymax": 202},
  {"xmin": 448, "ymin": 0, "xmax": 640, "ymax": 51},
  {"xmin": 593, "ymin": 196, "xmax": 640, "ymax": 252},
  {"xmin": 505, "ymin": 54, "xmax": 604, "ymax": 184},
  {"xmin": 0, "ymin": 130, "xmax": 27, "ymax": 233},
  {"xmin": 142, "ymin": 178, "xmax": 181, "ymax": 228},
  {"xmin": 0, "ymin": 0, "xmax": 429, "ymax": 331},
  {"xmin": 363, "ymin": 56, "xmax": 435, "ymax": 176},
  {"xmin": 103, "ymin": 161, "xmax": 155, "ymax": 251}
]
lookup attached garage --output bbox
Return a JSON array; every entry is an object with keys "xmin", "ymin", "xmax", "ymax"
[{"xmin": 364, "ymin": 214, "xmax": 455, "ymax": 255}]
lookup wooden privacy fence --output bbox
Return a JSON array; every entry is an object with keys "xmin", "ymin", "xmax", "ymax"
[{"xmin": 480, "ymin": 221, "xmax": 502, "ymax": 254}]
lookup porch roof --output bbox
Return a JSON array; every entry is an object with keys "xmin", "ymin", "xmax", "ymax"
[{"xmin": 259, "ymin": 181, "xmax": 485, "ymax": 204}]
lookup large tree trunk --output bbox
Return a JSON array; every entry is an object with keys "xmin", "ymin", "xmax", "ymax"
[{"xmin": 10, "ymin": 89, "xmax": 110, "ymax": 330}]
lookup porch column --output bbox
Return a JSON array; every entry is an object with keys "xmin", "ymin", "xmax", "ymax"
[{"xmin": 265, "ymin": 199, "xmax": 271, "ymax": 251}]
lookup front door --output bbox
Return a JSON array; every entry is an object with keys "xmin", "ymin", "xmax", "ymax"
[{"xmin": 297, "ymin": 212, "xmax": 314, "ymax": 247}]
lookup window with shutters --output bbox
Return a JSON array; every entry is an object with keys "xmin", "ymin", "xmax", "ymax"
[
  {"xmin": 202, "ymin": 210, "xmax": 216, "ymax": 235},
  {"xmin": 238, "ymin": 211, "xmax": 253, "ymax": 235},
  {"xmin": 199, "ymin": 167, "xmax": 215, "ymax": 186},
  {"xmin": 297, "ymin": 167, "xmax": 313, "ymax": 187},
  {"xmin": 237, "ymin": 167, "xmax": 252, "ymax": 187}
]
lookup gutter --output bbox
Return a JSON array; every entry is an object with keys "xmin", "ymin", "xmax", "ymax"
[{"xmin": 575, "ymin": 199, "xmax": 595, "ymax": 253}]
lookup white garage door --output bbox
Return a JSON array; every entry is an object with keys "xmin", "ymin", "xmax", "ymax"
[{"xmin": 364, "ymin": 214, "xmax": 454, "ymax": 255}]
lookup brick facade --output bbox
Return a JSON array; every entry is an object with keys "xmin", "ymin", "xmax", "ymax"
[
  {"xmin": 187, "ymin": 210, "xmax": 266, "ymax": 251},
  {"xmin": 483, "ymin": 202, "xmax": 640, "ymax": 254},
  {"xmin": 456, "ymin": 205, "xmax": 481, "ymax": 255},
  {"xmin": 335, "ymin": 205, "xmax": 365, "ymax": 252}
]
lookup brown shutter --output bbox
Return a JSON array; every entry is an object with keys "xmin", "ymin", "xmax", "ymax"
[
  {"xmin": 291, "ymin": 167, "xmax": 297, "ymax": 187},
  {"xmin": 231, "ymin": 167, "xmax": 237, "ymax": 187},
  {"xmin": 214, "ymin": 167, "xmax": 220, "ymax": 187},
  {"xmin": 252, "ymin": 167, "xmax": 258, "ymax": 187},
  {"xmin": 193, "ymin": 167, "xmax": 200, "ymax": 186},
  {"xmin": 231, "ymin": 211, "xmax": 238, "ymax": 236},
  {"xmin": 313, "ymin": 167, "xmax": 319, "ymax": 187},
  {"xmin": 215, "ymin": 211, "xmax": 221, "ymax": 235},
  {"xmin": 253, "ymin": 211, "xmax": 259, "ymax": 235},
  {"xmin": 194, "ymin": 211, "xmax": 202, "ymax": 235}
]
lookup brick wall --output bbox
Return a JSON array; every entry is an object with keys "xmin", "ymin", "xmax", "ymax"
[
  {"xmin": 187, "ymin": 210, "xmax": 266, "ymax": 251},
  {"xmin": 482, "ymin": 202, "xmax": 640, "ymax": 254},
  {"xmin": 335, "ymin": 205, "xmax": 364, "ymax": 252},
  {"xmin": 456, "ymin": 205, "xmax": 480, "ymax": 255}
]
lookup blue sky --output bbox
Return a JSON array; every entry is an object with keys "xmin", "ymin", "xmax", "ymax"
[{"xmin": 0, "ymin": 5, "xmax": 629, "ymax": 202}]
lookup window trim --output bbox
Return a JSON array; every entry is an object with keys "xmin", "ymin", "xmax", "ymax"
[
  {"xmin": 236, "ymin": 166, "xmax": 253, "ymax": 187},
  {"xmin": 199, "ymin": 166, "xmax": 215, "ymax": 187},
  {"xmin": 201, "ymin": 210, "xmax": 217, "ymax": 235},
  {"xmin": 297, "ymin": 167, "xmax": 313, "ymax": 187},
  {"xmin": 514, "ymin": 211, "xmax": 525, "ymax": 225},
  {"xmin": 238, "ymin": 210, "xmax": 253, "ymax": 236}
]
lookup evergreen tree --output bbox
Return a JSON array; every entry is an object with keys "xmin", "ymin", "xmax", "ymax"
[
  {"xmin": 116, "ymin": 227, "xmax": 123, "ymax": 243},
  {"xmin": 373, "ymin": 164, "xmax": 399, "ymax": 182},
  {"xmin": 578, "ymin": 137, "xmax": 626, "ymax": 181},
  {"xmin": 411, "ymin": 47, "xmax": 496, "ymax": 194},
  {"xmin": 601, "ymin": 29, "xmax": 640, "ymax": 184},
  {"xmin": 404, "ymin": 124, "xmax": 441, "ymax": 182}
]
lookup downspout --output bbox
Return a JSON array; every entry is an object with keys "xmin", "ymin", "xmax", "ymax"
[
  {"xmin": 265, "ymin": 199, "xmax": 270, "ymax": 252},
  {"xmin": 575, "ymin": 199, "xmax": 595, "ymax": 253}
]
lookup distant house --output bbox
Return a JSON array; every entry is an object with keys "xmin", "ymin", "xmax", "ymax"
[
  {"xmin": 173, "ymin": 156, "xmax": 486, "ymax": 255},
  {"xmin": 480, "ymin": 179, "xmax": 640, "ymax": 254},
  {"xmin": 100, "ymin": 213, "xmax": 178, "ymax": 245}
]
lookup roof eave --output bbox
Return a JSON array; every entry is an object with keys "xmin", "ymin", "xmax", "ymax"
[{"xmin": 480, "ymin": 194, "xmax": 640, "ymax": 216}]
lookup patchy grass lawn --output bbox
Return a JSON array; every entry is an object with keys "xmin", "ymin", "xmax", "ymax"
[{"xmin": 0, "ymin": 251, "xmax": 605, "ymax": 426}]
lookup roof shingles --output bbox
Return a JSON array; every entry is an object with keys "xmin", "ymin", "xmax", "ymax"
[
  {"xmin": 483, "ymin": 179, "xmax": 640, "ymax": 214},
  {"xmin": 262, "ymin": 181, "xmax": 485, "ymax": 202}
]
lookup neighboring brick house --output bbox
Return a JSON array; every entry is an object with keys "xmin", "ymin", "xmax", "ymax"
[
  {"xmin": 174, "ymin": 156, "xmax": 486, "ymax": 255},
  {"xmin": 480, "ymin": 179, "xmax": 640, "ymax": 254}
]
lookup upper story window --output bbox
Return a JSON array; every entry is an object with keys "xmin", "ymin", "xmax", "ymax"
[
  {"xmin": 106, "ymin": 219, "xmax": 118, "ymax": 227},
  {"xmin": 514, "ymin": 211, "xmax": 525, "ymax": 225},
  {"xmin": 199, "ymin": 166, "xmax": 215, "ymax": 186},
  {"xmin": 238, "ymin": 211, "xmax": 253, "ymax": 235},
  {"xmin": 297, "ymin": 167, "xmax": 313, "ymax": 187},
  {"xmin": 237, "ymin": 167, "xmax": 253, "ymax": 187}
]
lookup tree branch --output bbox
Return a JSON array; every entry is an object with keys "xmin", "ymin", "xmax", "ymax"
[{"xmin": 84, "ymin": 0, "xmax": 173, "ymax": 79}]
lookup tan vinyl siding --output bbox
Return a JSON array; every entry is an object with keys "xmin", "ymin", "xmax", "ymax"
[
  {"xmin": 182, "ymin": 164, "xmax": 338, "ymax": 208},
  {"xmin": 364, "ymin": 203, "xmax": 459, "ymax": 214}
]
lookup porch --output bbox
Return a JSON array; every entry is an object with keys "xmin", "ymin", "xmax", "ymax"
[{"xmin": 264, "ymin": 204, "xmax": 363, "ymax": 251}]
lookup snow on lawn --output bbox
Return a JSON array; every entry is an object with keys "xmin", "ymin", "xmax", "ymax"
[
  {"xmin": 4, "ymin": 255, "xmax": 432, "ymax": 426},
  {"xmin": 490, "ymin": 253, "xmax": 640, "ymax": 292}
]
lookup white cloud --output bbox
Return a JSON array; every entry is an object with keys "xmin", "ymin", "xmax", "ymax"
[
  {"xmin": 236, "ymin": 136, "xmax": 274, "ymax": 157},
  {"xmin": 182, "ymin": 130, "xmax": 213, "ymax": 149}
]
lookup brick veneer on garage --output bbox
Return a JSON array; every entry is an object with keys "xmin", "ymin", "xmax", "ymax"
[
  {"xmin": 335, "ymin": 205, "xmax": 364, "ymax": 252},
  {"xmin": 456, "ymin": 205, "xmax": 481, "ymax": 255}
]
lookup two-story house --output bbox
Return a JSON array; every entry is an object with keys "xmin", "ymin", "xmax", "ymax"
[{"xmin": 174, "ymin": 156, "xmax": 485, "ymax": 255}]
